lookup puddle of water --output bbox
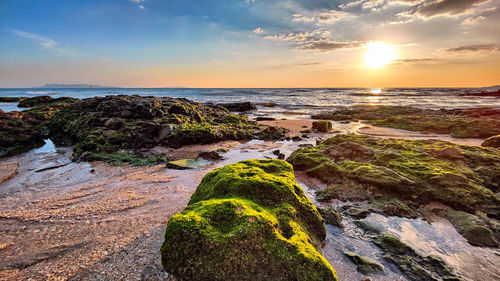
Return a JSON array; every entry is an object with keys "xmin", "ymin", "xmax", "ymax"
[
  {"xmin": 0, "ymin": 102, "xmax": 20, "ymax": 112},
  {"xmin": 29, "ymin": 139, "xmax": 57, "ymax": 153}
]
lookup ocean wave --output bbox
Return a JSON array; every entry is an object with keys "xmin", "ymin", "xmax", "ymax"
[{"xmin": 26, "ymin": 91, "xmax": 57, "ymax": 95}]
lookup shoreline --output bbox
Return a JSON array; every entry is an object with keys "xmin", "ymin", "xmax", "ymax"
[{"xmin": 1, "ymin": 118, "xmax": 498, "ymax": 280}]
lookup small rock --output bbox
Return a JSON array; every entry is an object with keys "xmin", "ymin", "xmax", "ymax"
[
  {"xmin": 481, "ymin": 135, "xmax": 500, "ymax": 148},
  {"xmin": 318, "ymin": 206, "xmax": 344, "ymax": 228},
  {"xmin": 166, "ymin": 159, "xmax": 200, "ymax": 170},
  {"xmin": 158, "ymin": 124, "xmax": 175, "ymax": 140},
  {"xmin": 312, "ymin": 120, "xmax": 332, "ymax": 132},
  {"xmin": 291, "ymin": 136, "xmax": 302, "ymax": 141},
  {"xmin": 272, "ymin": 150, "xmax": 285, "ymax": 160},
  {"xmin": 256, "ymin": 117, "xmax": 276, "ymax": 121},
  {"xmin": 344, "ymin": 251, "xmax": 384, "ymax": 274},
  {"xmin": 217, "ymin": 102, "xmax": 257, "ymax": 112},
  {"xmin": 199, "ymin": 151, "xmax": 222, "ymax": 160}
]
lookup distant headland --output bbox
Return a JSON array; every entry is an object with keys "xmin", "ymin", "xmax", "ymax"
[{"xmin": 36, "ymin": 84, "xmax": 120, "ymax": 89}]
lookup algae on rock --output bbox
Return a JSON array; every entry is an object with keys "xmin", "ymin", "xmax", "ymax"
[
  {"xmin": 161, "ymin": 159, "xmax": 337, "ymax": 281},
  {"xmin": 287, "ymin": 134, "xmax": 500, "ymax": 221}
]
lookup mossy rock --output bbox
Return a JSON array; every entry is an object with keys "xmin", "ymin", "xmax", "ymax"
[
  {"xmin": 43, "ymin": 95, "xmax": 287, "ymax": 163},
  {"xmin": 445, "ymin": 210, "xmax": 499, "ymax": 247},
  {"xmin": 312, "ymin": 120, "xmax": 332, "ymax": 132},
  {"xmin": 482, "ymin": 135, "xmax": 500, "ymax": 148},
  {"xmin": 318, "ymin": 206, "xmax": 344, "ymax": 228},
  {"xmin": 312, "ymin": 106, "xmax": 500, "ymax": 139},
  {"xmin": 343, "ymin": 251, "xmax": 384, "ymax": 274},
  {"xmin": 166, "ymin": 159, "xmax": 202, "ymax": 170},
  {"xmin": 161, "ymin": 160, "xmax": 337, "ymax": 281},
  {"xmin": 288, "ymin": 134, "xmax": 500, "ymax": 220}
]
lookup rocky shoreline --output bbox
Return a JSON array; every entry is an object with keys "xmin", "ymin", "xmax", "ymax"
[{"xmin": 0, "ymin": 95, "xmax": 499, "ymax": 280}]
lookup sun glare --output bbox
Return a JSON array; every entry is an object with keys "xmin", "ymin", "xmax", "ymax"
[{"xmin": 364, "ymin": 41, "xmax": 397, "ymax": 69}]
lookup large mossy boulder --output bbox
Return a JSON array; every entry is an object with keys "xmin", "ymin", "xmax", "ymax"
[
  {"xmin": 161, "ymin": 159, "xmax": 337, "ymax": 281},
  {"xmin": 287, "ymin": 134, "xmax": 500, "ymax": 220}
]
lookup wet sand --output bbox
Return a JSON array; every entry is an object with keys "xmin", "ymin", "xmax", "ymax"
[{"xmin": 0, "ymin": 119, "xmax": 491, "ymax": 280}]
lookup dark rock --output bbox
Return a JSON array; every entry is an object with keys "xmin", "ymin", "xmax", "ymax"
[
  {"xmin": 460, "ymin": 89, "xmax": 500, "ymax": 97},
  {"xmin": 312, "ymin": 120, "xmax": 332, "ymax": 132},
  {"xmin": 0, "ymin": 110, "xmax": 45, "ymax": 157},
  {"xmin": 318, "ymin": 206, "xmax": 344, "ymax": 228},
  {"xmin": 17, "ymin": 96, "xmax": 54, "ymax": 107},
  {"xmin": 256, "ymin": 102, "xmax": 277, "ymax": 107},
  {"xmin": 272, "ymin": 150, "xmax": 285, "ymax": 160},
  {"xmin": 482, "ymin": 135, "xmax": 500, "ymax": 148},
  {"xmin": 199, "ymin": 151, "xmax": 222, "ymax": 160},
  {"xmin": 292, "ymin": 136, "xmax": 302, "ymax": 141},
  {"xmin": 256, "ymin": 117, "xmax": 276, "ymax": 121},
  {"xmin": 0, "ymin": 97, "xmax": 22, "ymax": 102},
  {"xmin": 217, "ymin": 102, "xmax": 257, "ymax": 112},
  {"xmin": 158, "ymin": 124, "xmax": 175, "ymax": 140}
]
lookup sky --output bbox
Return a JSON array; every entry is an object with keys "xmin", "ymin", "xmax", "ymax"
[{"xmin": 0, "ymin": 0, "xmax": 500, "ymax": 88}]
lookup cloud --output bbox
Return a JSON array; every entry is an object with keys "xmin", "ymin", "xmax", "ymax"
[
  {"xmin": 7, "ymin": 28, "xmax": 58, "ymax": 49},
  {"xmin": 131, "ymin": 0, "xmax": 146, "ymax": 9},
  {"xmin": 292, "ymin": 14, "xmax": 315, "ymax": 22},
  {"xmin": 253, "ymin": 27, "xmax": 264, "ymax": 34},
  {"xmin": 317, "ymin": 10, "xmax": 350, "ymax": 22},
  {"xmin": 445, "ymin": 44, "xmax": 500, "ymax": 53},
  {"xmin": 409, "ymin": 0, "xmax": 489, "ymax": 18},
  {"xmin": 301, "ymin": 40, "xmax": 364, "ymax": 51},
  {"xmin": 264, "ymin": 29, "xmax": 363, "ymax": 52},
  {"xmin": 392, "ymin": 58, "xmax": 441, "ymax": 64}
]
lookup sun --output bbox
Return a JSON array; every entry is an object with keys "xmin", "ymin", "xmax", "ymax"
[{"xmin": 364, "ymin": 41, "xmax": 397, "ymax": 69}]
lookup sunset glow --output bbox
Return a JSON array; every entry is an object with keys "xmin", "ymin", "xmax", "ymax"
[{"xmin": 364, "ymin": 42, "xmax": 397, "ymax": 69}]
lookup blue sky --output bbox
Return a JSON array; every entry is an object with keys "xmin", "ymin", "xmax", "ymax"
[{"xmin": 1, "ymin": 0, "xmax": 500, "ymax": 87}]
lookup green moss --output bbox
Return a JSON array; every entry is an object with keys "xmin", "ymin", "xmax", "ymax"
[
  {"xmin": 445, "ymin": 210, "xmax": 499, "ymax": 247},
  {"xmin": 317, "ymin": 206, "xmax": 344, "ymax": 228},
  {"xmin": 312, "ymin": 120, "xmax": 332, "ymax": 132},
  {"xmin": 161, "ymin": 160, "xmax": 337, "ymax": 281},
  {"xmin": 84, "ymin": 151, "xmax": 167, "ymax": 166},
  {"xmin": 287, "ymin": 134, "xmax": 500, "ymax": 219},
  {"xmin": 482, "ymin": 135, "xmax": 500, "ymax": 148}
]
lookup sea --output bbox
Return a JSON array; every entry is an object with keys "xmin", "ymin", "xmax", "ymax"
[{"xmin": 1, "ymin": 88, "xmax": 500, "ymax": 118}]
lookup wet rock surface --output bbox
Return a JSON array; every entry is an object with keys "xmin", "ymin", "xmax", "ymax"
[
  {"xmin": 374, "ymin": 233, "xmax": 466, "ymax": 281},
  {"xmin": 160, "ymin": 159, "xmax": 337, "ymax": 281},
  {"xmin": 313, "ymin": 106, "xmax": 500, "ymax": 139}
]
